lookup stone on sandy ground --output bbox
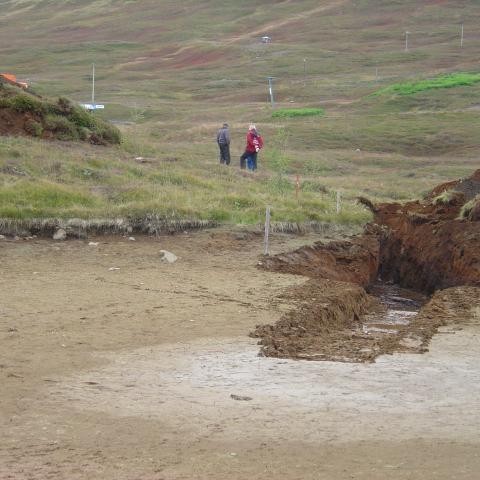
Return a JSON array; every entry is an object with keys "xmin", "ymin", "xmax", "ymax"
[
  {"xmin": 160, "ymin": 250, "xmax": 177, "ymax": 263},
  {"xmin": 53, "ymin": 228, "xmax": 67, "ymax": 241},
  {"xmin": 230, "ymin": 394, "xmax": 253, "ymax": 401}
]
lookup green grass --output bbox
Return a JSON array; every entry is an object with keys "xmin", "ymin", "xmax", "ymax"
[
  {"xmin": 272, "ymin": 108, "xmax": 325, "ymax": 118},
  {"xmin": 372, "ymin": 72, "xmax": 480, "ymax": 96},
  {"xmin": 0, "ymin": 135, "xmax": 373, "ymax": 225},
  {"xmin": 1, "ymin": 1, "xmax": 480, "ymax": 227}
]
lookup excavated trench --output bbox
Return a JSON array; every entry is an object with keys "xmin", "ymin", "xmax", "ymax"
[{"xmin": 252, "ymin": 170, "xmax": 480, "ymax": 362}]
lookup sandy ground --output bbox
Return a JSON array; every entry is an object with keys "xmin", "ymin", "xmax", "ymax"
[{"xmin": 1, "ymin": 229, "xmax": 480, "ymax": 480}]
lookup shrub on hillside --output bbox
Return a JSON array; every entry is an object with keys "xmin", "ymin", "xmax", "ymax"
[
  {"xmin": 24, "ymin": 119, "xmax": 43, "ymax": 137},
  {"xmin": 69, "ymin": 105, "xmax": 98, "ymax": 129},
  {"xmin": 44, "ymin": 114, "xmax": 79, "ymax": 141},
  {"xmin": 9, "ymin": 94, "xmax": 44, "ymax": 114}
]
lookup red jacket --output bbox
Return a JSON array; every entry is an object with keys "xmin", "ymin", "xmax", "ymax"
[{"xmin": 245, "ymin": 130, "xmax": 263, "ymax": 153}]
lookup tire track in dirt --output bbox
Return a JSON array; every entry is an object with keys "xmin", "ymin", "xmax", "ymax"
[{"xmin": 224, "ymin": 0, "xmax": 348, "ymax": 45}]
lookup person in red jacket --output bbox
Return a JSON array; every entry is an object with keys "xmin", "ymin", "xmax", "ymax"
[{"xmin": 240, "ymin": 124, "xmax": 263, "ymax": 171}]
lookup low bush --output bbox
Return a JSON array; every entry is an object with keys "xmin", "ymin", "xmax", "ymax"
[
  {"xmin": 272, "ymin": 107, "xmax": 325, "ymax": 118},
  {"xmin": 373, "ymin": 72, "xmax": 480, "ymax": 97},
  {"xmin": 44, "ymin": 114, "xmax": 79, "ymax": 140},
  {"xmin": 9, "ymin": 94, "xmax": 44, "ymax": 114},
  {"xmin": 24, "ymin": 119, "xmax": 43, "ymax": 137}
]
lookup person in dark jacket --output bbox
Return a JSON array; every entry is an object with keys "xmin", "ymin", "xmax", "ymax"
[
  {"xmin": 217, "ymin": 123, "xmax": 231, "ymax": 165},
  {"xmin": 240, "ymin": 124, "xmax": 263, "ymax": 171}
]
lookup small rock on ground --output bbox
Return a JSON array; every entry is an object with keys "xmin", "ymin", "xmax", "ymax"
[
  {"xmin": 53, "ymin": 228, "xmax": 67, "ymax": 241},
  {"xmin": 230, "ymin": 394, "xmax": 253, "ymax": 401},
  {"xmin": 160, "ymin": 250, "xmax": 177, "ymax": 263}
]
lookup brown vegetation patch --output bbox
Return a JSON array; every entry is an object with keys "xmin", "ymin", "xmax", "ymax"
[{"xmin": 167, "ymin": 48, "xmax": 229, "ymax": 70}]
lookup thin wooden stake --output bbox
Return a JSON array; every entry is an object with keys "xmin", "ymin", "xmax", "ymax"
[
  {"xmin": 264, "ymin": 206, "xmax": 271, "ymax": 256},
  {"xmin": 295, "ymin": 174, "xmax": 300, "ymax": 199}
]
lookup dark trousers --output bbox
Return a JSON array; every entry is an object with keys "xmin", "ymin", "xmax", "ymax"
[
  {"xmin": 240, "ymin": 151, "xmax": 257, "ymax": 170},
  {"xmin": 219, "ymin": 143, "xmax": 230, "ymax": 165}
]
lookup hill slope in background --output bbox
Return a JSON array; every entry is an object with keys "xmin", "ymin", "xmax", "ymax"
[
  {"xmin": 1, "ymin": 0, "xmax": 479, "ymax": 107},
  {"xmin": 1, "ymin": 0, "xmax": 480, "ymax": 224}
]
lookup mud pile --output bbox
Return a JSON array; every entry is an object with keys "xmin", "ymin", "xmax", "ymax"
[
  {"xmin": 259, "ymin": 234, "xmax": 379, "ymax": 287},
  {"xmin": 252, "ymin": 170, "xmax": 480, "ymax": 362},
  {"xmin": 251, "ymin": 279, "xmax": 377, "ymax": 362},
  {"xmin": 377, "ymin": 169, "xmax": 480, "ymax": 292}
]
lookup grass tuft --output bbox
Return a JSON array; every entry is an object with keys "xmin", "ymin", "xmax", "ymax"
[
  {"xmin": 458, "ymin": 195, "xmax": 480, "ymax": 220},
  {"xmin": 272, "ymin": 107, "xmax": 325, "ymax": 118}
]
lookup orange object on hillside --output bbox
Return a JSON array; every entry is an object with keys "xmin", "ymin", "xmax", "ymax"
[{"xmin": 0, "ymin": 73, "xmax": 28, "ymax": 89}]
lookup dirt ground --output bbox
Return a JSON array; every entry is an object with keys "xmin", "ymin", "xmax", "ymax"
[{"xmin": 1, "ymin": 229, "xmax": 480, "ymax": 480}]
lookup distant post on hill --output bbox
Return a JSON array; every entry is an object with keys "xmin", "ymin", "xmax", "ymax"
[
  {"xmin": 267, "ymin": 77, "xmax": 275, "ymax": 108},
  {"xmin": 81, "ymin": 63, "xmax": 105, "ymax": 112}
]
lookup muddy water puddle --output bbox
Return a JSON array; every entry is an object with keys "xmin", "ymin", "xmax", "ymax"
[{"xmin": 363, "ymin": 283, "xmax": 427, "ymax": 336}]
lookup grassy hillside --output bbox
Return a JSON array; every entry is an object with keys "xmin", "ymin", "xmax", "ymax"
[{"xmin": 1, "ymin": 0, "xmax": 480, "ymax": 226}]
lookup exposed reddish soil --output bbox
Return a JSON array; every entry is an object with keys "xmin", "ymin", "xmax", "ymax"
[
  {"xmin": 427, "ymin": 168, "xmax": 480, "ymax": 201},
  {"xmin": 253, "ymin": 170, "xmax": 480, "ymax": 362},
  {"xmin": 377, "ymin": 169, "xmax": 480, "ymax": 292},
  {"xmin": 0, "ymin": 108, "xmax": 45, "ymax": 138},
  {"xmin": 259, "ymin": 234, "xmax": 379, "ymax": 287}
]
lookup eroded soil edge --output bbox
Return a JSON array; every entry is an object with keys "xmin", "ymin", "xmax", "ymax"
[{"xmin": 252, "ymin": 170, "xmax": 480, "ymax": 362}]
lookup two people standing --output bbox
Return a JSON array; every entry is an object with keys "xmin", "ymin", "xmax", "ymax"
[{"xmin": 216, "ymin": 123, "xmax": 263, "ymax": 171}]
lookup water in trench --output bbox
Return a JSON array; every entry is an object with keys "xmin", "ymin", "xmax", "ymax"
[{"xmin": 364, "ymin": 282, "xmax": 428, "ymax": 335}]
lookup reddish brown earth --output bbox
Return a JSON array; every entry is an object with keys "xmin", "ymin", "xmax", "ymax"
[
  {"xmin": 0, "ymin": 108, "xmax": 43, "ymax": 138},
  {"xmin": 258, "ymin": 234, "xmax": 379, "ymax": 287},
  {"xmin": 253, "ymin": 170, "xmax": 480, "ymax": 362},
  {"xmin": 377, "ymin": 169, "xmax": 480, "ymax": 292}
]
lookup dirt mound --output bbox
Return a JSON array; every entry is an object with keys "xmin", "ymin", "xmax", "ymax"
[
  {"xmin": 376, "ymin": 170, "xmax": 480, "ymax": 293},
  {"xmin": 251, "ymin": 281, "xmax": 478, "ymax": 362},
  {"xmin": 0, "ymin": 85, "xmax": 121, "ymax": 144},
  {"xmin": 427, "ymin": 169, "xmax": 480, "ymax": 202},
  {"xmin": 253, "ymin": 169, "xmax": 480, "ymax": 362},
  {"xmin": 251, "ymin": 279, "xmax": 377, "ymax": 361},
  {"xmin": 258, "ymin": 235, "xmax": 379, "ymax": 287}
]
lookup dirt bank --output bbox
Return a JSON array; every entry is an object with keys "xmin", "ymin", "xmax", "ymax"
[
  {"xmin": 258, "ymin": 234, "xmax": 379, "ymax": 287},
  {"xmin": 376, "ymin": 169, "xmax": 480, "ymax": 292},
  {"xmin": 253, "ymin": 170, "xmax": 480, "ymax": 362}
]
